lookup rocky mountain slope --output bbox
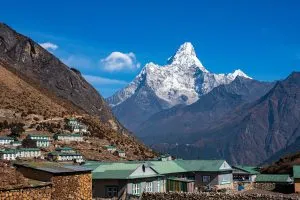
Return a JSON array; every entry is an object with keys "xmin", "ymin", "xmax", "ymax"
[
  {"xmin": 0, "ymin": 23, "xmax": 120, "ymax": 130},
  {"xmin": 150, "ymin": 72, "xmax": 299, "ymax": 165},
  {"xmin": 107, "ymin": 42, "xmax": 251, "ymax": 131},
  {"xmin": 0, "ymin": 23, "xmax": 156, "ymax": 160}
]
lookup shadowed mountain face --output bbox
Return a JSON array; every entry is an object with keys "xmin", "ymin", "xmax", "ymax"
[
  {"xmin": 0, "ymin": 23, "xmax": 119, "ymax": 128},
  {"xmin": 148, "ymin": 72, "xmax": 300, "ymax": 165},
  {"xmin": 137, "ymin": 77, "xmax": 274, "ymax": 142}
]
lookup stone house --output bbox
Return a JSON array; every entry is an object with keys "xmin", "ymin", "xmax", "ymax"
[
  {"xmin": 116, "ymin": 150, "xmax": 126, "ymax": 158},
  {"xmin": 14, "ymin": 161, "xmax": 92, "ymax": 200},
  {"xmin": 84, "ymin": 159, "xmax": 233, "ymax": 198},
  {"xmin": 255, "ymin": 174, "xmax": 293, "ymax": 184},
  {"xmin": 105, "ymin": 145, "xmax": 117, "ymax": 153},
  {"xmin": 17, "ymin": 148, "xmax": 41, "ymax": 158},
  {"xmin": 11, "ymin": 141, "xmax": 22, "ymax": 147},
  {"xmin": 149, "ymin": 160, "xmax": 233, "ymax": 190},
  {"xmin": 255, "ymin": 174, "xmax": 293, "ymax": 193},
  {"xmin": 35, "ymin": 139, "xmax": 50, "ymax": 148},
  {"xmin": 84, "ymin": 161, "xmax": 164, "ymax": 198},
  {"xmin": 28, "ymin": 134, "xmax": 51, "ymax": 141},
  {"xmin": 67, "ymin": 118, "xmax": 87, "ymax": 133},
  {"xmin": 54, "ymin": 133, "xmax": 83, "ymax": 142},
  {"xmin": 0, "ymin": 136, "xmax": 14, "ymax": 145},
  {"xmin": 48, "ymin": 151, "xmax": 84, "ymax": 163},
  {"xmin": 232, "ymin": 165, "xmax": 260, "ymax": 182},
  {"xmin": 160, "ymin": 154, "xmax": 172, "ymax": 161},
  {"xmin": 0, "ymin": 149, "xmax": 18, "ymax": 160},
  {"xmin": 55, "ymin": 147, "xmax": 75, "ymax": 153},
  {"xmin": 294, "ymin": 166, "xmax": 300, "ymax": 193}
]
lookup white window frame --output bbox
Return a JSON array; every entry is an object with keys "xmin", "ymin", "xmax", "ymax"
[
  {"xmin": 145, "ymin": 182, "xmax": 153, "ymax": 192},
  {"xmin": 220, "ymin": 174, "xmax": 231, "ymax": 184},
  {"xmin": 132, "ymin": 183, "xmax": 140, "ymax": 195}
]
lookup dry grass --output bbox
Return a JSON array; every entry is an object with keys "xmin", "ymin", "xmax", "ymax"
[{"xmin": 0, "ymin": 65, "xmax": 81, "ymax": 118}]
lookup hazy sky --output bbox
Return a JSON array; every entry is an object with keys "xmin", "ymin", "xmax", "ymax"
[{"xmin": 2, "ymin": 0, "xmax": 300, "ymax": 97}]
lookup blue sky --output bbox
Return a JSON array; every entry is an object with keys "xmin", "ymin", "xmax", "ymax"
[{"xmin": 2, "ymin": 0, "xmax": 300, "ymax": 97}]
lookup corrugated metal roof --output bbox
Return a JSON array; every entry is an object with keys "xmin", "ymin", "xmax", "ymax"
[
  {"xmin": 233, "ymin": 165, "xmax": 260, "ymax": 174},
  {"xmin": 0, "ymin": 136, "xmax": 14, "ymax": 140},
  {"xmin": 255, "ymin": 174, "xmax": 292, "ymax": 183},
  {"xmin": 148, "ymin": 160, "xmax": 229, "ymax": 174},
  {"xmin": 14, "ymin": 162, "xmax": 91, "ymax": 174},
  {"xmin": 148, "ymin": 161, "xmax": 186, "ymax": 174},
  {"xmin": 48, "ymin": 151, "xmax": 81, "ymax": 156},
  {"xmin": 84, "ymin": 159, "xmax": 231, "ymax": 180},
  {"xmin": 293, "ymin": 166, "xmax": 300, "ymax": 179}
]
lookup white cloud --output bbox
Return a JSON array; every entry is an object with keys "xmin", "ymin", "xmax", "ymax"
[
  {"xmin": 39, "ymin": 42, "xmax": 58, "ymax": 51},
  {"xmin": 100, "ymin": 51, "xmax": 141, "ymax": 72},
  {"xmin": 83, "ymin": 74, "xmax": 127, "ymax": 85}
]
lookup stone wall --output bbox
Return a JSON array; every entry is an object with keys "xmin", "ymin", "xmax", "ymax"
[
  {"xmin": 51, "ymin": 173, "xmax": 92, "ymax": 200},
  {"xmin": 141, "ymin": 192, "xmax": 298, "ymax": 200},
  {"xmin": 0, "ymin": 185, "xmax": 52, "ymax": 200},
  {"xmin": 254, "ymin": 183, "xmax": 276, "ymax": 191}
]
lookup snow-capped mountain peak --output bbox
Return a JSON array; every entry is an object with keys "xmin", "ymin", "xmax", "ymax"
[
  {"xmin": 107, "ymin": 42, "xmax": 251, "ymax": 108},
  {"xmin": 167, "ymin": 42, "xmax": 208, "ymax": 72},
  {"xmin": 229, "ymin": 69, "xmax": 252, "ymax": 79}
]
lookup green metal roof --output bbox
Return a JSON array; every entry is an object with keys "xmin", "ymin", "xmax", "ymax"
[
  {"xmin": 0, "ymin": 149, "xmax": 17, "ymax": 154},
  {"xmin": 55, "ymin": 133, "xmax": 82, "ymax": 137},
  {"xmin": 149, "ymin": 160, "xmax": 229, "ymax": 174},
  {"xmin": 55, "ymin": 147, "xmax": 74, "ymax": 151},
  {"xmin": 255, "ymin": 174, "xmax": 292, "ymax": 183},
  {"xmin": 148, "ymin": 161, "xmax": 186, "ymax": 174},
  {"xmin": 105, "ymin": 145, "xmax": 116, "ymax": 149},
  {"xmin": 0, "ymin": 136, "xmax": 14, "ymax": 140},
  {"xmin": 84, "ymin": 159, "xmax": 230, "ymax": 180},
  {"xmin": 18, "ymin": 148, "xmax": 41, "ymax": 152},
  {"xmin": 28, "ymin": 134, "xmax": 50, "ymax": 138},
  {"xmin": 91, "ymin": 162, "xmax": 140, "ymax": 179},
  {"xmin": 48, "ymin": 151, "xmax": 81, "ymax": 156},
  {"xmin": 233, "ymin": 165, "xmax": 260, "ymax": 174},
  {"xmin": 85, "ymin": 161, "xmax": 161, "ymax": 180},
  {"xmin": 293, "ymin": 166, "xmax": 300, "ymax": 179}
]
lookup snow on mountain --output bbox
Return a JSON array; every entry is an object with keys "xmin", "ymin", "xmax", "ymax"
[{"xmin": 107, "ymin": 42, "xmax": 251, "ymax": 107}]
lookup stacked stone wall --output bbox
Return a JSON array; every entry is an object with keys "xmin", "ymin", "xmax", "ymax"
[
  {"xmin": 0, "ymin": 185, "xmax": 52, "ymax": 200},
  {"xmin": 51, "ymin": 173, "xmax": 92, "ymax": 200},
  {"xmin": 141, "ymin": 192, "xmax": 298, "ymax": 200}
]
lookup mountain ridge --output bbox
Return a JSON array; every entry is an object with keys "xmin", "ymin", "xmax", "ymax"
[{"xmin": 107, "ymin": 42, "xmax": 252, "ymax": 131}]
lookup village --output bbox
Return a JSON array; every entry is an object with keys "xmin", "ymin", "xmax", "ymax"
[{"xmin": 0, "ymin": 118, "xmax": 299, "ymax": 199}]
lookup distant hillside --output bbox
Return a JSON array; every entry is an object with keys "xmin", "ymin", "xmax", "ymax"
[{"xmin": 261, "ymin": 151, "xmax": 300, "ymax": 175}]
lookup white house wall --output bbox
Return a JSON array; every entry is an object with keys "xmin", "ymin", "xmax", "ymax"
[
  {"xmin": 129, "ymin": 165, "xmax": 158, "ymax": 178},
  {"xmin": 219, "ymin": 161, "xmax": 232, "ymax": 170}
]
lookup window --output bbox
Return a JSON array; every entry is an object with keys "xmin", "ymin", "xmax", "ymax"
[
  {"xmin": 202, "ymin": 175, "xmax": 211, "ymax": 183},
  {"xmin": 105, "ymin": 186, "xmax": 118, "ymax": 197},
  {"xmin": 132, "ymin": 183, "xmax": 140, "ymax": 195},
  {"xmin": 157, "ymin": 180, "xmax": 160, "ymax": 192},
  {"xmin": 145, "ymin": 182, "xmax": 153, "ymax": 192},
  {"xmin": 220, "ymin": 174, "xmax": 231, "ymax": 184}
]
